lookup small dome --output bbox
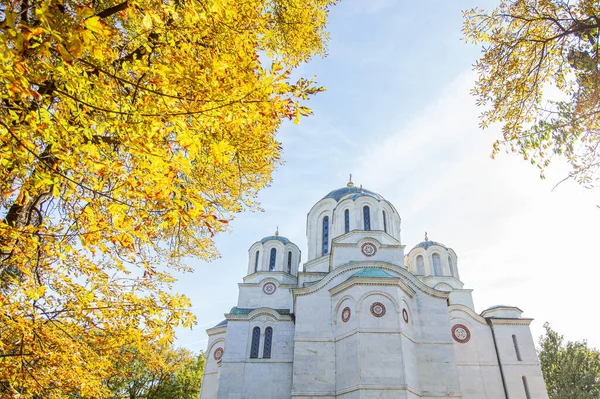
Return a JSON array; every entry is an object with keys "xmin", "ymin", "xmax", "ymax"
[
  {"xmin": 412, "ymin": 240, "xmax": 447, "ymax": 250},
  {"xmin": 322, "ymin": 186, "xmax": 384, "ymax": 202},
  {"xmin": 259, "ymin": 235, "xmax": 291, "ymax": 245}
]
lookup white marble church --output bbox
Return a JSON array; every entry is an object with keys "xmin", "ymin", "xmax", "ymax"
[{"xmin": 199, "ymin": 181, "xmax": 549, "ymax": 399}]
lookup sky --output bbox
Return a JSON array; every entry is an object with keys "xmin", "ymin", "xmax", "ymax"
[{"xmin": 174, "ymin": 0, "xmax": 600, "ymax": 351}]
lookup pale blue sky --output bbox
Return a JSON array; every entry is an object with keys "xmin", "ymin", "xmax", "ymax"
[{"xmin": 174, "ymin": 0, "xmax": 600, "ymax": 350}]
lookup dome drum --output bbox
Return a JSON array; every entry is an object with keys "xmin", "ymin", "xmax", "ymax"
[
  {"xmin": 306, "ymin": 185, "xmax": 401, "ymax": 262},
  {"xmin": 407, "ymin": 240, "xmax": 459, "ymax": 280},
  {"xmin": 247, "ymin": 235, "xmax": 300, "ymax": 276}
]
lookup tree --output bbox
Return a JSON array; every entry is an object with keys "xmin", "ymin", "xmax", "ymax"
[
  {"xmin": 463, "ymin": 0, "xmax": 600, "ymax": 186},
  {"xmin": 106, "ymin": 346, "xmax": 205, "ymax": 399},
  {"xmin": 538, "ymin": 323, "xmax": 600, "ymax": 398},
  {"xmin": 0, "ymin": 0, "xmax": 336, "ymax": 397}
]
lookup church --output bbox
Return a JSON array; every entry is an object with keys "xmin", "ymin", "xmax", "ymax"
[{"xmin": 199, "ymin": 181, "xmax": 549, "ymax": 399}]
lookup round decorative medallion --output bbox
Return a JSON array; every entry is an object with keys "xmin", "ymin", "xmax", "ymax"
[
  {"xmin": 402, "ymin": 308, "xmax": 409, "ymax": 323},
  {"xmin": 213, "ymin": 347, "xmax": 224, "ymax": 361},
  {"xmin": 341, "ymin": 307, "xmax": 351, "ymax": 323},
  {"xmin": 452, "ymin": 324, "xmax": 471, "ymax": 344},
  {"xmin": 361, "ymin": 242, "xmax": 377, "ymax": 257},
  {"xmin": 262, "ymin": 282, "xmax": 276, "ymax": 295},
  {"xmin": 370, "ymin": 302, "xmax": 386, "ymax": 317}
]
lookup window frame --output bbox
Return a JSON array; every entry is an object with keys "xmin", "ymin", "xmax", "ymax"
[
  {"xmin": 344, "ymin": 209, "xmax": 350, "ymax": 234},
  {"xmin": 269, "ymin": 248, "xmax": 277, "ymax": 271},
  {"xmin": 322, "ymin": 216, "xmax": 329, "ymax": 255},
  {"xmin": 363, "ymin": 206, "xmax": 371, "ymax": 231},
  {"xmin": 263, "ymin": 327, "xmax": 273, "ymax": 359},
  {"xmin": 250, "ymin": 327, "xmax": 261, "ymax": 359}
]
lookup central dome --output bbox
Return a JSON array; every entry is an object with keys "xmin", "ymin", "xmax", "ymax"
[{"xmin": 322, "ymin": 186, "xmax": 384, "ymax": 202}]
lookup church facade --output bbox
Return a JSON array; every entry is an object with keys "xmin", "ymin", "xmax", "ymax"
[{"xmin": 199, "ymin": 182, "xmax": 549, "ymax": 399}]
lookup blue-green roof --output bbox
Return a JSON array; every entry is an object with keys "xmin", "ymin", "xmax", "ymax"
[
  {"xmin": 350, "ymin": 268, "xmax": 395, "ymax": 279},
  {"xmin": 259, "ymin": 235, "xmax": 290, "ymax": 245},
  {"xmin": 323, "ymin": 186, "xmax": 384, "ymax": 202},
  {"xmin": 229, "ymin": 307, "xmax": 291, "ymax": 315},
  {"xmin": 212, "ymin": 319, "xmax": 228, "ymax": 328},
  {"xmin": 414, "ymin": 240, "xmax": 447, "ymax": 250}
]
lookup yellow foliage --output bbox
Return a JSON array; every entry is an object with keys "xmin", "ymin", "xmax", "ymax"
[
  {"xmin": 464, "ymin": 0, "xmax": 600, "ymax": 184},
  {"xmin": 0, "ymin": 0, "xmax": 337, "ymax": 397}
]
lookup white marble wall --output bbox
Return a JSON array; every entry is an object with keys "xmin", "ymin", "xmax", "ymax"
[{"xmin": 201, "ymin": 235, "xmax": 548, "ymax": 399}]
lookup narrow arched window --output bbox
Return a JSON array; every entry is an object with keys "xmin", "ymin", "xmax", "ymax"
[
  {"xmin": 269, "ymin": 248, "xmax": 276, "ymax": 271},
  {"xmin": 416, "ymin": 255, "xmax": 425, "ymax": 275},
  {"xmin": 322, "ymin": 216, "xmax": 329, "ymax": 255},
  {"xmin": 263, "ymin": 327, "xmax": 273, "ymax": 359},
  {"xmin": 382, "ymin": 210, "xmax": 387, "ymax": 233},
  {"xmin": 344, "ymin": 209, "xmax": 350, "ymax": 234},
  {"xmin": 432, "ymin": 253, "xmax": 442, "ymax": 276},
  {"xmin": 522, "ymin": 376, "xmax": 531, "ymax": 399},
  {"xmin": 448, "ymin": 256, "xmax": 454, "ymax": 277},
  {"xmin": 254, "ymin": 250, "xmax": 260, "ymax": 272},
  {"xmin": 250, "ymin": 327, "xmax": 260, "ymax": 358},
  {"xmin": 287, "ymin": 251, "xmax": 292, "ymax": 274},
  {"xmin": 513, "ymin": 334, "xmax": 522, "ymax": 361},
  {"xmin": 363, "ymin": 206, "xmax": 370, "ymax": 230}
]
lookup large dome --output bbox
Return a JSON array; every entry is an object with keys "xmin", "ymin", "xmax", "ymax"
[{"xmin": 322, "ymin": 185, "xmax": 384, "ymax": 202}]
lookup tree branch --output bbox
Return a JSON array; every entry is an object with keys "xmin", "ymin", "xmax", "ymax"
[{"xmin": 96, "ymin": 1, "xmax": 129, "ymax": 19}]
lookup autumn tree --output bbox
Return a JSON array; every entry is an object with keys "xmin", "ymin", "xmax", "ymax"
[
  {"xmin": 0, "ymin": 0, "xmax": 336, "ymax": 397},
  {"xmin": 539, "ymin": 323, "xmax": 600, "ymax": 398},
  {"xmin": 463, "ymin": 0, "xmax": 600, "ymax": 186},
  {"xmin": 106, "ymin": 346, "xmax": 205, "ymax": 399}
]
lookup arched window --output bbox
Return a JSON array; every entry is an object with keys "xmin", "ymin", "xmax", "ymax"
[
  {"xmin": 513, "ymin": 334, "xmax": 522, "ymax": 361},
  {"xmin": 269, "ymin": 248, "xmax": 276, "ymax": 271},
  {"xmin": 344, "ymin": 209, "xmax": 350, "ymax": 234},
  {"xmin": 416, "ymin": 255, "xmax": 425, "ymax": 275},
  {"xmin": 363, "ymin": 206, "xmax": 371, "ymax": 230},
  {"xmin": 254, "ymin": 250, "xmax": 260, "ymax": 272},
  {"xmin": 432, "ymin": 253, "xmax": 442, "ymax": 276},
  {"xmin": 382, "ymin": 210, "xmax": 387, "ymax": 233},
  {"xmin": 448, "ymin": 256, "xmax": 454, "ymax": 277},
  {"xmin": 250, "ymin": 327, "xmax": 260, "ymax": 358},
  {"xmin": 322, "ymin": 216, "xmax": 329, "ymax": 255},
  {"xmin": 522, "ymin": 376, "xmax": 531, "ymax": 399},
  {"xmin": 287, "ymin": 251, "xmax": 292, "ymax": 274},
  {"xmin": 263, "ymin": 327, "xmax": 273, "ymax": 359}
]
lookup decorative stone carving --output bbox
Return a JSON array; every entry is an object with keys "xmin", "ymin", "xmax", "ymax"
[
  {"xmin": 370, "ymin": 302, "xmax": 386, "ymax": 317},
  {"xmin": 341, "ymin": 307, "xmax": 351, "ymax": 322},
  {"xmin": 452, "ymin": 324, "xmax": 471, "ymax": 343},
  {"xmin": 361, "ymin": 242, "xmax": 377, "ymax": 257},
  {"xmin": 213, "ymin": 347, "xmax": 224, "ymax": 361},
  {"xmin": 262, "ymin": 282, "xmax": 276, "ymax": 295}
]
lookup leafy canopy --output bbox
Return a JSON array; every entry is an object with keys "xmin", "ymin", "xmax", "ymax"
[
  {"xmin": 106, "ymin": 346, "xmax": 205, "ymax": 399},
  {"xmin": 464, "ymin": 0, "xmax": 600, "ymax": 186},
  {"xmin": 0, "ymin": 0, "xmax": 336, "ymax": 397},
  {"xmin": 539, "ymin": 323, "xmax": 600, "ymax": 399}
]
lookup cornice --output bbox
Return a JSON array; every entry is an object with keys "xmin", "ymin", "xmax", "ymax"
[
  {"xmin": 449, "ymin": 305, "xmax": 533, "ymax": 326},
  {"xmin": 224, "ymin": 307, "xmax": 293, "ymax": 322},
  {"xmin": 292, "ymin": 262, "xmax": 449, "ymax": 300},
  {"xmin": 448, "ymin": 304, "xmax": 488, "ymax": 326},
  {"xmin": 331, "ymin": 230, "xmax": 403, "ymax": 247},
  {"xmin": 329, "ymin": 276, "xmax": 416, "ymax": 298},
  {"xmin": 242, "ymin": 271, "xmax": 298, "ymax": 283},
  {"xmin": 206, "ymin": 326, "xmax": 227, "ymax": 335},
  {"xmin": 487, "ymin": 317, "xmax": 533, "ymax": 326}
]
